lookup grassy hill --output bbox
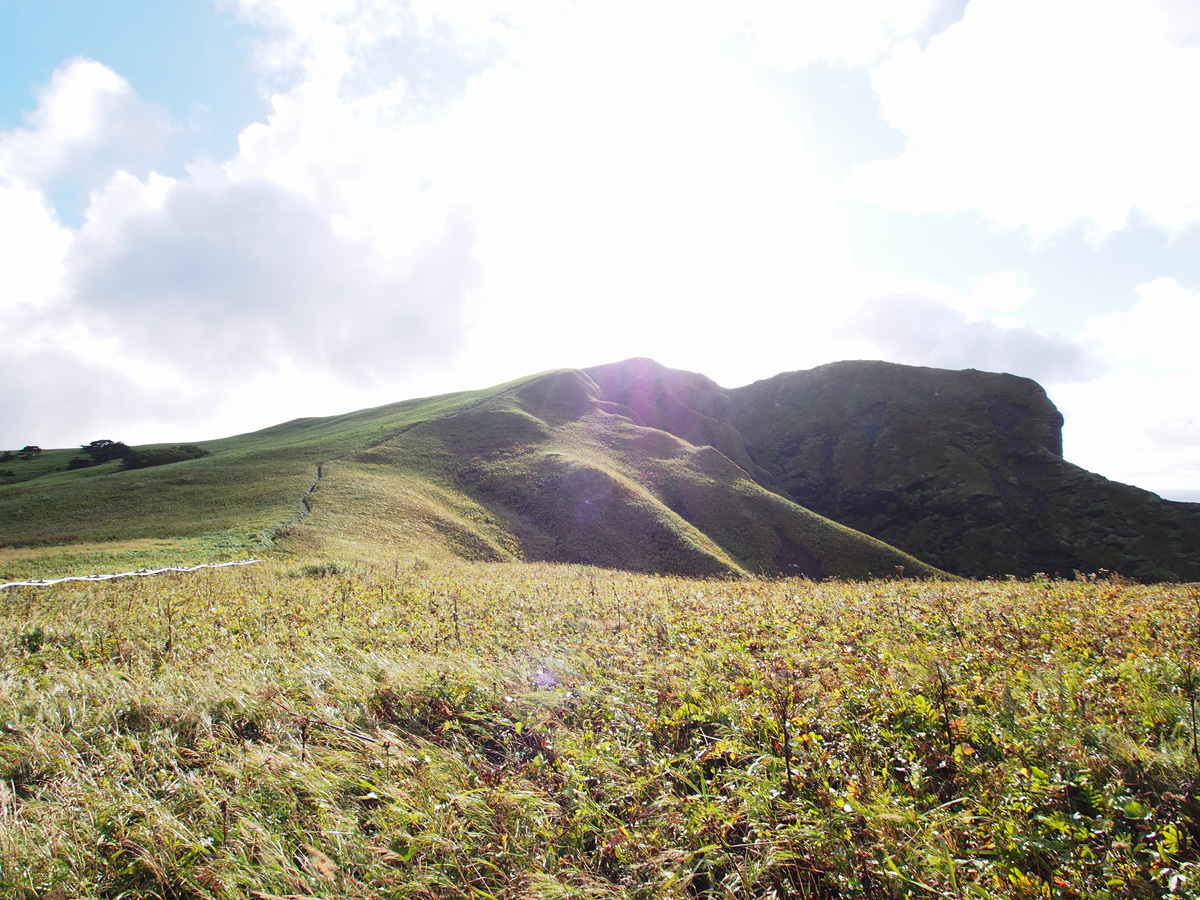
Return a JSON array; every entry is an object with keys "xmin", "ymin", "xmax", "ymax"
[
  {"xmin": 0, "ymin": 365, "xmax": 937, "ymax": 581},
  {"xmin": 0, "ymin": 386, "xmax": 498, "ymax": 580},
  {"xmin": 5, "ymin": 356, "xmax": 1197, "ymax": 582},
  {"xmin": 727, "ymin": 362, "xmax": 1200, "ymax": 581},
  {"xmin": 287, "ymin": 367, "xmax": 937, "ymax": 579}
]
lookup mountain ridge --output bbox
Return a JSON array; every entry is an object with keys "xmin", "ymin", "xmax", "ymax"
[
  {"xmin": 572, "ymin": 357, "xmax": 1200, "ymax": 580},
  {"xmin": 727, "ymin": 360, "xmax": 1199, "ymax": 580},
  {"xmin": 2, "ymin": 357, "xmax": 1197, "ymax": 581}
]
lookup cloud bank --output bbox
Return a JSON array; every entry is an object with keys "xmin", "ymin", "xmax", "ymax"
[
  {"xmin": 850, "ymin": 0, "xmax": 1200, "ymax": 241},
  {"xmin": 1, "ymin": 1, "xmax": 1198, "ymax": 497}
]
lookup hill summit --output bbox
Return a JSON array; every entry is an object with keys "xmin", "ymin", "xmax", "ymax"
[
  {"xmin": 2, "ymin": 358, "xmax": 1198, "ymax": 581},
  {"xmin": 573, "ymin": 358, "xmax": 1200, "ymax": 580}
]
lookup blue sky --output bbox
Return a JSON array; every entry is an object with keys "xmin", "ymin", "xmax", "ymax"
[
  {"xmin": 0, "ymin": 1, "xmax": 265, "ymax": 174},
  {"xmin": 1, "ymin": 0, "xmax": 1198, "ymax": 500}
]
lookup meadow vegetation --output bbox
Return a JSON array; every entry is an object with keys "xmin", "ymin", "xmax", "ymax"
[
  {"xmin": 2, "ymin": 561, "xmax": 1198, "ymax": 898},
  {"xmin": 0, "ymin": 386, "xmax": 496, "ymax": 581}
]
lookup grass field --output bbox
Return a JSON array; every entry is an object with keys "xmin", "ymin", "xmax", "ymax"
[
  {"xmin": 2, "ymin": 561, "xmax": 1198, "ymax": 898},
  {"xmin": 0, "ymin": 385, "xmax": 501, "ymax": 581}
]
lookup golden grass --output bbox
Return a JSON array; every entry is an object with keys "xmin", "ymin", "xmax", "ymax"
[{"xmin": 2, "ymin": 562, "xmax": 1198, "ymax": 898}]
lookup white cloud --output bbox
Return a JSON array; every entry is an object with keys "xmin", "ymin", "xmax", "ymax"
[
  {"xmin": 216, "ymin": 0, "xmax": 863, "ymax": 394},
  {"xmin": 1153, "ymin": 0, "xmax": 1200, "ymax": 45},
  {"xmin": 850, "ymin": 0, "xmax": 1200, "ymax": 241},
  {"xmin": 0, "ymin": 57, "xmax": 175, "ymax": 192},
  {"xmin": 842, "ymin": 290, "xmax": 1093, "ymax": 383},
  {"xmin": 739, "ymin": 0, "xmax": 945, "ymax": 68},
  {"xmin": 65, "ymin": 170, "xmax": 480, "ymax": 384},
  {"xmin": 1051, "ymin": 278, "xmax": 1200, "ymax": 492},
  {"xmin": 0, "ymin": 349, "xmax": 184, "ymax": 450},
  {"xmin": 967, "ymin": 270, "xmax": 1035, "ymax": 313},
  {"xmin": 222, "ymin": 0, "xmax": 512, "ymax": 102},
  {"xmin": 0, "ymin": 175, "xmax": 71, "ymax": 312},
  {"xmin": 76, "ymin": 169, "xmax": 175, "ymax": 251},
  {"xmin": 1053, "ymin": 367, "xmax": 1200, "ymax": 495},
  {"xmin": 0, "ymin": 48, "xmax": 484, "ymax": 448},
  {"xmin": 1084, "ymin": 276, "xmax": 1200, "ymax": 368}
]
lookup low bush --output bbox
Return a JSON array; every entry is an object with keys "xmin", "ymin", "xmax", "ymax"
[{"xmin": 120, "ymin": 444, "xmax": 210, "ymax": 471}]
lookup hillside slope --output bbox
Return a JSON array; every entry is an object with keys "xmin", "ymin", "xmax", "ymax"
[
  {"xmin": 567, "ymin": 358, "xmax": 1200, "ymax": 580},
  {"xmin": 0, "ymin": 365, "xmax": 938, "ymax": 580},
  {"xmin": 307, "ymin": 367, "xmax": 939, "ymax": 577},
  {"xmin": 5, "ymin": 357, "xmax": 1195, "ymax": 581},
  {"xmin": 0, "ymin": 387, "xmax": 504, "ymax": 577},
  {"xmin": 728, "ymin": 361, "xmax": 1200, "ymax": 580}
]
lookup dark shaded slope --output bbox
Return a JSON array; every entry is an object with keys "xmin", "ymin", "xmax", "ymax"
[
  {"xmin": 581, "ymin": 358, "xmax": 764, "ymax": 477},
  {"xmin": 344, "ymin": 366, "xmax": 941, "ymax": 578},
  {"xmin": 728, "ymin": 361, "xmax": 1200, "ymax": 581}
]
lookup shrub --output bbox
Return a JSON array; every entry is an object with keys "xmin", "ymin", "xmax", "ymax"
[
  {"xmin": 120, "ymin": 445, "xmax": 210, "ymax": 471},
  {"xmin": 82, "ymin": 440, "xmax": 132, "ymax": 464},
  {"xmin": 295, "ymin": 561, "xmax": 353, "ymax": 578}
]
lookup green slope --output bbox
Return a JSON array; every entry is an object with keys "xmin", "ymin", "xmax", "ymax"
[
  {"xmin": 295, "ymin": 366, "xmax": 939, "ymax": 577},
  {"xmin": 728, "ymin": 361, "xmax": 1200, "ymax": 581},
  {"xmin": 0, "ymin": 387, "xmax": 500, "ymax": 578},
  {"xmin": 0, "ymin": 365, "xmax": 938, "ymax": 580},
  {"xmin": 16, "ymin": 355, "xmax": 1193, "ymax": 582}
]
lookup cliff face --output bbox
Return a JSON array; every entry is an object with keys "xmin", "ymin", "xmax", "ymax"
[
  {"xmin": 724, "ymin": 361, "xmax": 1200, "ymax": 581},
  {"xmin": 564, "ymin": 358, "xmax": 1200, "ymax": 580}
]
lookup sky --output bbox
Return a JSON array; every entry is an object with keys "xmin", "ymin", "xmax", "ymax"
[{"xmin": 1, "ymin": 0, "xmax": 1199, "ymax": 501}]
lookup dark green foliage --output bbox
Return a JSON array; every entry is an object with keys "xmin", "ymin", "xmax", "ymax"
[
  {"xmin": 295, "ymin": 561, "xmax": 353, "ymax": 577},
  {"xmin": 120, "ymin": 444, "xmax": 210, "ymax": 470},
  {"xmin": 1, "ymin": 447, "xmax": 42, "ymax": 464},
  {"xmin": 727, "ymin": 361, "xmax": 1200, "ymax": 580},
  {"xmin": 82, "ymin": 439, "xmax": 133, "ymax": 464}
]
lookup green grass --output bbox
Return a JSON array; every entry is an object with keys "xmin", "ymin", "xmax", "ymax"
[
  {"xmin": 2, "ymin": 563, "xmax": 1199, "ymax": 898},
  {"xmin": 0, "ymin": 448, "xmax": 81, "ymax": 486},
  {"xmin": 0, "ymin": 386, "xmax": 503, "ymax": 578},
  {"xmin": 0, "ymin": 537, "xmax": 255, "ymax": 583},
  {"xmin": 1, "ymin": 366, "xmax": 939, "ymax": 583}
]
